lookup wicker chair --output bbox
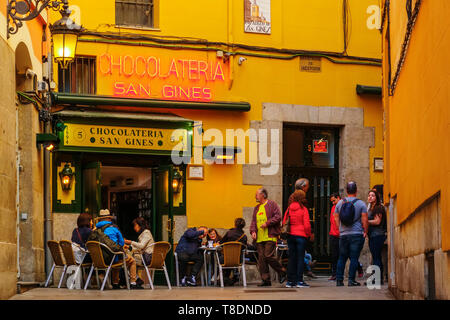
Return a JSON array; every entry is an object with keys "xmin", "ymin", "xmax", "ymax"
[
  {"xmin": 59, "ymin": 240, "xmax": 91, "ymax": 289},
  {"xmin": 173, "ymin": 242, "xmax": 205, "ymax": 287},
  {"xmin": 44, "ymin": 240, "xmax": 67, "ymax": 288},
  {"xmin": 215, "ymin": 241, "xmax": 247, "ymax": 287},
  {"xmin": 140, "ymin": 241, "xmax": 172, "ymax": 290},
  {"xmin": 84, "ymin": 241, "xmax": 130, "ymax": 291}
]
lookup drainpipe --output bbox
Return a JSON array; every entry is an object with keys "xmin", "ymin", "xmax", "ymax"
[
  {"xmin": 15, "ymin": 101, "xmax": 21, "ymax": 280},
  {"xmin": 44, "ymin": 121, "xmax": 52, "ymax": 280},
  {"xmin": 44, "ymin": 47, "xmax": 53, "ymax": 281}
]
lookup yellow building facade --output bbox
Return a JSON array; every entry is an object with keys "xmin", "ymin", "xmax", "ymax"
[
  {"xmin": 382, "ymin": 0, "xmax": 450, "ymax": 299},
  {"xmin": 46, "ymin": 0, "xmax": 383, "ymax": 282}
]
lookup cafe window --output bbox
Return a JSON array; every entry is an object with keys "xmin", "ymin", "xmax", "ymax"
[
  {"xmin": 116, "ymin": 0, "xmax": 154, "ymax": 28},
  {"xmin": 58, "ymin": 56, "xmax": 96, "ymax": 94}
]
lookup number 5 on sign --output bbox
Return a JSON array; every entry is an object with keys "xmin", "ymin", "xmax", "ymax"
[{"xmin": 367, "ymin": 5, "xmax": 381, "ymax": 30}]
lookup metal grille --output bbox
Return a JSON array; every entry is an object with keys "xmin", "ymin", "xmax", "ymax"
[
  {"xmin": 58, "ymin": 56, "xmax": 96, "ymax": 94},
  {"xmin": 115, "ymin": 0, "xmax": 154, "ymax": 28}
]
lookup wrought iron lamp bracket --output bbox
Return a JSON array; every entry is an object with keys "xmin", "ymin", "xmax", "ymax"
[{"xmin": 7, "ymin": 0, "xmax": 70, "ymax": 38}]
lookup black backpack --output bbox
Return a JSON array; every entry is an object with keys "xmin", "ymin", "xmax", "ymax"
[
  {"xmin": 339, "ymin": 198, "xmax": 359, "ymax": 227},
  {"xmin": 87, "ymin": 224, "xmax": 124, "ymax": 264}
]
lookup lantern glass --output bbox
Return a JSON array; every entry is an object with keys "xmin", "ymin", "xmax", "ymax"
[
  {"xmin": 52, "ymin": 32, "xmax": 78, "ymax": 69},
  {"xmin": 59, "ymin": 164, "xmax": 74, "ymax": 191},
  {"xmin": 172, "ymin": 170, "xmax": 182, "ymax": 194}
]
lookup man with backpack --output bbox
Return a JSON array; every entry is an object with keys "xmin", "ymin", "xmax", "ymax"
[
  {"xmin": 333, "ymin": 182, "xmax": 368, "ymax": 287},
  {"xmin": 88, "ymin": 209, "xmax": 143, "ymax": 289}
]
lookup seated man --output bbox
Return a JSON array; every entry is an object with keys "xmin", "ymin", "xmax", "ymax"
[
  {"xmin": 176, "ymin": 226, "xmax": 208, "ymax": 286},
  {"xmin": 304, "ymin": 252, "xmax": 317, "ymax": 278},
  {"xmin": 92, "ymin": 209, "xmax": 143, "ymax": 289}
]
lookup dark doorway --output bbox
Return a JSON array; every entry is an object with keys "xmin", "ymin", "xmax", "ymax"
[{"xmin": 283, "ymin": 124, "xmax": 340, "ymax": 274}]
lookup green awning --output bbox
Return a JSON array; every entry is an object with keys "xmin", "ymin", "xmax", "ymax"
[
  {"xmin": 52, "ymin": 109, "xmax": 194, "ymax": 156},
  {"xmin": 51, "ymin": 92, "xmax": 251, "ymax": 112},
  {"xmin": 356, "ymin": 85, "xmax": 382, "ymax": 96}
]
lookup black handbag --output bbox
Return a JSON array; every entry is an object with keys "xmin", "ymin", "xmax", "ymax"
[{"xmin": 280, "ymin": 209, "xmax": 290, "ymax": 240}]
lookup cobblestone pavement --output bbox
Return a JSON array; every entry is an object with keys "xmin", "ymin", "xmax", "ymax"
[{"xmin": 9, "ymin": 276, "xmax": 394, "ymax": 300}]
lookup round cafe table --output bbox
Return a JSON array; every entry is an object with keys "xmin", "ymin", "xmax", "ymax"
[{"xmin": 199, "ymin": 246, "xmax": 220, "ymax": 286}]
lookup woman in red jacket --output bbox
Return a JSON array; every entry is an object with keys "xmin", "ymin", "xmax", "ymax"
[{"xmin": 283, "ymin": 190, "xmax": 312, "ymax": 288}]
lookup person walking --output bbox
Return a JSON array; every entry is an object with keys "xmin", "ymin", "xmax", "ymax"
[
  {"xmin": 250, "ymin": 188, "xmax": 287, "ymax": 287},
  {"xmin": 367, "ymin": 189, "xmax": 387, "ymax": 285},
  {"xmin": 328, "ymin": 193, "xmax": 341, "ymax": 281},
  {"xmin": 334, "ymin": 182, "xmax": 368, "ymax": 287},
  {"xmin": 283, "ymin": 190, "xmax": 311, "ymax": 288}
]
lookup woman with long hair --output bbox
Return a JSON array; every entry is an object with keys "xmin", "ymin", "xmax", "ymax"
[
  {"xmin": 124, "ymin": 217, "xmax": 155, "ymax": 268},
  {"xmin": 367, "ymin": 189, "xmax": 387, "ymax": 284},
  {"xmin": 282, "ymin": 189, "xmax": 312, "ymax": 288}
]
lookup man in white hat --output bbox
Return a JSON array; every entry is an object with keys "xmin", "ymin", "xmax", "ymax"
[{"xmin": 95, "ymin": 209, "xmax": 143, "ymax": 289}]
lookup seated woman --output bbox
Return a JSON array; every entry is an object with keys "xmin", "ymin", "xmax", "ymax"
[
  {"xmin": 71, "ymin": 213, "xmax": 93, "ymax": 249},
  {"xmin": 206, "ymin": 228, "xmax": 222, "ymax": 246},
  {"xmin": 124, "ymin": 217, "xmax": 155, "ymax": 267},
  {"xmin": 71, "ymin": 213, "xmax": 93, "ymax": 263},
  {"xmin": 218, "ymin": 218, "xmax": 248, "ymax": 285}
]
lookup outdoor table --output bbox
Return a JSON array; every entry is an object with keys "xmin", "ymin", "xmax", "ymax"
[{"xmin": 199, "ymin": 246, "xmax": 220, "ymax": 286}]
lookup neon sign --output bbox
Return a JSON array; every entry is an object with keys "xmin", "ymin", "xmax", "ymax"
[
  {"xmin": 313, "ymin": 139, "xmax": 328, "ymax": 153},
  {"xmin": 99, "ymin": 54, "xmax": 227, "ymax": 102}
]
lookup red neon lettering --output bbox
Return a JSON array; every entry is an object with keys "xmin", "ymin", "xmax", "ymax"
[
  {"xmin": 162, "ymin": 85, "xmax": 174, "ymax": 98},
  {"xmin": 111, "ymin": 56, "xmax": 122, "ymax": 76},
  {"xmin": 168, "ymin": 59, "xmax": 179, "ymax": 79},
  {"xmin": 125, "ymin": 83, "xmax": 138, "ymax": 96},
  {"xmin": 114, "ymin": 82, "xmax": 126, "ymax": 95},
  {"xmin": 214, "ymin": 62, "xmax": 225, "ymax": 81},
  {"xmin": 147, "ymin": 57, "xmax": 158, "ymax": 78},
  {"xmin": 99, "ymin": 54, "xmax": 111, "ymax": 75},
  {"xmin": 198, "ymin": 60, "xmax": 209, "ymax": 81},
  {"xmin": 178, "ymin": 60, "xmax": 188, "ymax": 79},
  {"xmin": 135, "ymin": 56, "xmax": 147, "ymax": 77},
  {"xmin": 192, "ymin": 87, "xmax": 201, "ymax": 99},
  {"xmin": 179, "ymin": 86, "xmax": 190, "ymax": 99},
  {"xmin": 203, "ymin": 88, "xmax": 212, "ymax": 100},
  {"xmin": 123, "ymin": 55, "xmax": 134, "ymax": 77},
  {"xmin": 139, "ymin": 84, "xmax": 151, "ymax": 97},
  {"xmin": 189, "ymin": 60, "xmax": 199, "ymax": 80}
]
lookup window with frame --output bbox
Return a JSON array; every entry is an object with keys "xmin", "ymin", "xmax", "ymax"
[
  {"xmin": 115, "ymin": 0, "xmax": 154, "ymax": 28},
  {"xmin": 58, "ymin": 56, "xmax": 97, "ymax": 94}
]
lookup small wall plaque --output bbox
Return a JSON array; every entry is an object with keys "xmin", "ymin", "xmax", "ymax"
[
  {"xmin": 187, "ymin": 165, "xmax": 204, "ymax": 180},
  {"xmin": 374, "ymin": 157, "xmax": 384, "ymax": 172}
]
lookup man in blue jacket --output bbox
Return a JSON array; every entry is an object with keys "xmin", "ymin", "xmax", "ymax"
[
  {"xmin": 176, "ymin": 226, "xmax": 208, "ymax": 286},
  {"xmin": 95, "ymin": 209, "xmax": 143, "ymax": 289}
]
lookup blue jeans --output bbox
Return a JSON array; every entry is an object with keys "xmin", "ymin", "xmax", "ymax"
[
  {"xmin": 336, "ymin": 234, "xmax": 365, "ymax": 282},
  {"xmin": 287, "ymin": 235, "xmax": 307, "ymax": 283},
  {"xmin": 369, "ymin": 235, "xmax": 386, "ymax": 279}
]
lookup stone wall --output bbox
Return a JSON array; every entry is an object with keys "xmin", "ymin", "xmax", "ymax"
[
  {"xmin": 390, "ymin": 194, "xmax": 450, "ymax": 299},
  {"xmin": 0, "ymin": 38, "xmax": 18, "ymax": 300}
]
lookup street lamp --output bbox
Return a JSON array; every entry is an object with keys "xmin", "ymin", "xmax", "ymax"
[{"xmin": 7, "ymin": 1, "xmax": 82, "ymax": 69}]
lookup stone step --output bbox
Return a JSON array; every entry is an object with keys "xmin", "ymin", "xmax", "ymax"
[{"xmin": 17, "ymin": 282, "xmax": 43, "ymax": 294}]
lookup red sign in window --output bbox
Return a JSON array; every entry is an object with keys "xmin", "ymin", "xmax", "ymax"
[{"xmin": 313, "ymin": 139, "xmax": 328, "ymax": 153}]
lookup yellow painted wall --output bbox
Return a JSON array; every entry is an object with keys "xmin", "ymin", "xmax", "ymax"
[
  {"xmin": 50, "ymin": 0, "xmax": 383, "ymax": 229},
  {"xmin": 383, "ymin": 0, "xmax": 450, "ymax": 251}
]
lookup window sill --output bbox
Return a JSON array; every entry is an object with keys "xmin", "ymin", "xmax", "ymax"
[{"xmin": 115, "ymin": 25, "xmax": 161, "ymax": 32}]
